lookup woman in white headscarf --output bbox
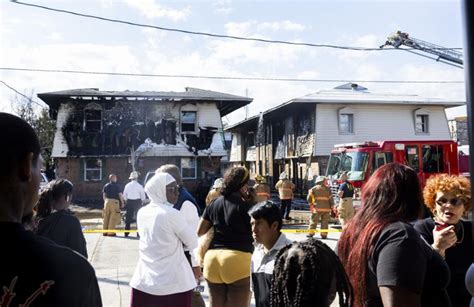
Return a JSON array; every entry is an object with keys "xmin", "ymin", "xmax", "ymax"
[{"xmin": 130, "ymin": 172, "xmax": 198, "ymax": 307}]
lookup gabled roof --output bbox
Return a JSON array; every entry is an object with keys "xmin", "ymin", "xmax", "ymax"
[
  {"xmin": 38, "ymin": 87, "xmax": 252, "ymax": 117},
  {"xmin": 225, "ymin": 83, "xmax": 465, "ymax": 131}
]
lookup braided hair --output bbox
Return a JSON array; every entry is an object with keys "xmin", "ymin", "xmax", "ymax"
[
  {"xmin": 270, "ymin": 239, "xmax": 353, "ymax": 307},
  {"xmin": 36, "ymin": 179, "xmax": 74, "ymax": 219}
]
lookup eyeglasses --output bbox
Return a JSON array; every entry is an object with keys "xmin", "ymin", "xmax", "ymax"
[
  {"xmin": 166, "ymin": 185, "xmax": 180, "ymax": 194},
  {"xmin": 435, "ymin": 197, "xmax": 465, "ymax": 206}
]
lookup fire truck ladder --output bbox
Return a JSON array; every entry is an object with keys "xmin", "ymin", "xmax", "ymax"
[{"xmin": 380, "ymin": 31, "xmax": 463, "ymax": 69}]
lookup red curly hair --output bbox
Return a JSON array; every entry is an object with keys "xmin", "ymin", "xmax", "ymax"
[{"xmin": 423, "ymin": 174, "xmax": 471, "ymax": 212}]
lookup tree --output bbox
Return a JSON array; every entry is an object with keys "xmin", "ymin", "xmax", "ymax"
[{"xmin": 11, "ymin": 93, "xmax": 56, "ymax": 173}]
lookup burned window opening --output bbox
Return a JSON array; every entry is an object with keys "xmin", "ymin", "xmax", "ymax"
[
  {"xmin": 182, "ymin": 127, "xmax": 217, "ymax": 155},
  {"xmin": 181, "ymin": 111, "xmax": 197, "ymax": 133},
  {"xmin": 84, "ymin": 104, "xmax": 103, "ymax": 132}
]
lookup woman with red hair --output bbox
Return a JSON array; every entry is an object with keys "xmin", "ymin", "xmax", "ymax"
[
  {"xmin": 414, "ymin": 174, "xmax": 472, "ymax": 307},
  {"xmin": 338, "ymin": 163, "xmax": 451, "ymax": 307}
]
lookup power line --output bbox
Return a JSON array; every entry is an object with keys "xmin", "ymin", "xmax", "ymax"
[
  {"xmin": 0, "ymin": 67, "xmax": 464, "ymax": 84},
  {"xmin": 11, "ymin": 1, "xmax": 462, "ymax": 52},
  {"xmin": 0, "ymin": 80, "xmax": 47, "ymax": 108}
]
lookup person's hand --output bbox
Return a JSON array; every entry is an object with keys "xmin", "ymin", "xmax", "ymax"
[
  {"xmin": 432, "ymin": 225, "xmax": 457, "ymax": 255},
  {"xmin": 192, "ymin": 266, "xmax": 203, "ymax": 281}
]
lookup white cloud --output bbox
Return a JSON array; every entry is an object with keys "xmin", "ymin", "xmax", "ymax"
[
  {"xmin": 337, "ymin": 34, "xmax": 382, "ymax": 60},
  {"xmin": 213, "ymin": 0, "xmax": 233, "ymax": 15},
  {"xmin": 46, "ymin": 32, "xmax": 63, "ymax": 41},
  {"xmin": 225, "ymin": 21, "xmax": 255, "ymax": 37},
  {"xmin": 225, "ymin": 20, "xmax": 309, "ymax": 36},
  {"xmin": 123, "ymin": 0, "xmax": 191, "ymax": 21},
  {"xmin": 393, "ymin": 64, "xmax": 465, "ymax": 101},
  {"xmin": 208, "ymin": 39, "xmax": 306, "ymax": 64},
  {"xmin": 257, "ymin": 21, "xmax": 309, "ymax": 32},
  {"xmin": 211, "ymin": 20, "xmax": 309, "ymax": 64}
]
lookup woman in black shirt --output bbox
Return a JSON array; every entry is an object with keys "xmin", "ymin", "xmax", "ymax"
[
  {"xmin": 414, "ymin": 174, "xmax": 472, "ymax": 307},
  {"xmin": 198, "ymin": 166, "xmax": 256, "ymax": 307},
  {"xmin": 338, "ymin": 163, "xmax": 450, "ymax": 307},
  {"xmin": 36, "ymin": 179, "xmax": 88, "ymax": 258}
]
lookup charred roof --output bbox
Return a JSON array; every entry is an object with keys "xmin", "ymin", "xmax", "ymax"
[{"xmin": 38, "ymin": 87, "xmax": 252, "ymax": 119}]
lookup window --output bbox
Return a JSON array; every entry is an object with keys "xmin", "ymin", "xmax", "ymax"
[
  {"xmin": 405, "ymin": 146, "xmax": 420, "ymax": 172},
  {"xmin": 339, "ymin": 114, "xmax": 353, "ymax": 133},
  {"xmin": 414, "ymin": 108, "xmax": 429, "ymax": 134},
  {"xmin": 181, "ymin": 157, "xmax": 197, "ymax": 179},
  {"xmin": 247, "ymin": 132, "xmax": 255, "ymax": 147},
  {"xmin": 423, "ymin": 145, "xmax": 444, "ymax": 173},
  {"xmin": 181, "ymin": 111, "xmax": 197, "ymax": 133},
  {"xmin": 416, "ymin": 115, "xmax": 429, "ymax": 133},
  {"xmin": 84, "ymin": 104, "xmax": 102, "ymax": 131},
  {"xmin": 372, "ymin": 152, "xmax": 394, "ymax": 173},
  {"xmin": 338, "ymin": 107, "xmax": 354, "ymax": 134},
  {"xmin": 84, "ymin": 159, "xmax": 102, "ymax": 181}
]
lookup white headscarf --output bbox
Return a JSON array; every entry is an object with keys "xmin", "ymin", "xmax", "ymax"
[{"xmin": 144, "ymin": 172, "xmax": 176, "ymax": 205}]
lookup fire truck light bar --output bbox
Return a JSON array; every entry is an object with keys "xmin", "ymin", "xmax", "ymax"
[{"xmin": 334, "ymin": 141, "xmax": 379, "ymax": 148}]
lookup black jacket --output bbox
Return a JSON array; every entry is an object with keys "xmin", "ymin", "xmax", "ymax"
[{"xmin": 37, "ymin": 210, "xmax": 88, "ymax": 258}]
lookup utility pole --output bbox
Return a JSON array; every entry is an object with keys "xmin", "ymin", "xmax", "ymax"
[{"xmin": 461, "ymin": 0, "xmax": 474, "ymax": 302}]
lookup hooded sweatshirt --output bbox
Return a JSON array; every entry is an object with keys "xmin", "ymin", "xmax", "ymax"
[{"xmin": 129, "ymin": 173, "xmax": 198, "ymax": 295}]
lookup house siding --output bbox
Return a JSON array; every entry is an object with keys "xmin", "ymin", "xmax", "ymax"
[
  {"xmin": 229, "ymin": 133, "xmax": 244, "ymax": 162},
  {"xmin": 56, "ymin": 155, "xmax": 222, "ymax": 205},
  {"xmin": 315, "ymin": 104, "xmax": 451, "ymax": 156}
]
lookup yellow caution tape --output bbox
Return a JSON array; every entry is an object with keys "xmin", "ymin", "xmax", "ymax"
[
  {"xmin": 83, "ymin": 228, "xmax": 342, "ymax": 234},
  {"xmin": 281, "ymin": 228, "xmax": 342, "ymax": 233},
  {"xmin": 83, "ymin": 229, "xmax": 138, "ymax": 233}
]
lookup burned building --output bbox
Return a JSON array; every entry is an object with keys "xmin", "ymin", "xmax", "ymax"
[
  {"xmin": 38, "ymin": 87, "xmax": 252, "ymax": 203},
  {"xmin": 226, "ymin": 83, "xmax": 462, "ymax": 195}
]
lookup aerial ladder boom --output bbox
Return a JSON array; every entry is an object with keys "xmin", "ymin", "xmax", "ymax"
[{"xmin": 380, "ymin": 31, "xmax": 463, "ymax": 67}]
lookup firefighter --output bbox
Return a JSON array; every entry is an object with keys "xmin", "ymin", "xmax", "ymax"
[
  {"xmin": 254, "ymin": 174, "xmax": 271, "ymax": 203},
  {"xmin": 275, "ymin": 172, "xmax": 295, "ymax": 220},
  {"xmin": 337, "ymin": 172, "xmax": 355, "ymax": 227},
  {"xmin": 307, "ymin": 176, "xmax": 335, "ymax": 239}
]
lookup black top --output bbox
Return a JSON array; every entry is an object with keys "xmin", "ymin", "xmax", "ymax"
[
  {"xmin": 414, "ymin": 218, "xmax": 472, "ymax": 307},
  {"xmin": 202, "ymin": 193, "xmax": 254, "ymax": 253},
  {"xmin": 366, "ymin": 222, "xmax": 451, "ymax": 307},
  {"xmin": 338, "ymin": 181, "xmax": 354, "ymax": 198},
  {"xmin": 0, "ymin": 222, "xmax": 102, "ymax": 307},
  {"xmin": 102, "ymin": 182, "xmax": 122, "ymax": 200},
  {"xmin": 36, "ymin": 210, "xmax": 88, "ymax": 258}
]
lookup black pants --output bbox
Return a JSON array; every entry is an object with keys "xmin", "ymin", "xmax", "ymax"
[
  {"xmin": 125, "ymin": 199, "xmax": 141, "ymax": 236},
  {"xmin": 280, "ymin": 199, "xmax": 292, "ymax": 219}
]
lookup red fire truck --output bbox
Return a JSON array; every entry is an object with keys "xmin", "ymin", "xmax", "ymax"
[{"xmin": 325, "ymin": 140, "xmax": 459, "ymax": 197}]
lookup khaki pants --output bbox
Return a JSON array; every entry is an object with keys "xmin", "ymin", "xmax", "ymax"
[
  {"xmin": 103, "ymin": 199, "xmax": 121, "ymax": 235},
  {"xmin": 338, "ymin": 198, "xmax": 355, "ymax": 227},
  {"xmin": 309, "ymin": 211, "xmax": 330, "ymax": 238}
]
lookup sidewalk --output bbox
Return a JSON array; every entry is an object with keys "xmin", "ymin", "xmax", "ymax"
[{"xmin": 85, "ymin": 225, "xmax": 341, "ymax": 307}]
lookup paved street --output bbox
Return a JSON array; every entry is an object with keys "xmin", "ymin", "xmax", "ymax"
[{"xmin": 84, "ymin": 223, "xmax": 341, "ymax": 307}]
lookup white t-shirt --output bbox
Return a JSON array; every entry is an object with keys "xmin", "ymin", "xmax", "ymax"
[
  {"xmin": 129, "ymin": 203, "xmax": 198, "ymax": 295},
  {"xmin": 123, "ymin": 180, "xmax": 146, "ymax": 201}
]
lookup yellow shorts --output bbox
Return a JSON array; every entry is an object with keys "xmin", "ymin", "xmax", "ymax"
[{"xmin": 203, "ymin": 249, "xmax": 252, "ymax": 284}]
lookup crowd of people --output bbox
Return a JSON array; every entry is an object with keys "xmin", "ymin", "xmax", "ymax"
[{"xmin": 1, "ymin": 112, "xmax": 473, "ymax": 307}]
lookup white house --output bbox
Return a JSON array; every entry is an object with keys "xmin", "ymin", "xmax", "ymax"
[{"xmin": 225, "ymin": 83, "xmax": 464, "ymax": 192}]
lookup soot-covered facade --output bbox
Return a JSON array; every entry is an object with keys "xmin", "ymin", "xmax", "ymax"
[{"xmin": 38, "ymin": 87, "xmax": 252, "ymax": 204}]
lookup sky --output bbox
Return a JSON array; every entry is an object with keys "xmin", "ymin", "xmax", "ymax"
[{"xmin": 0, "ymin": 0, "xmax": 468, "ymax": 125}]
